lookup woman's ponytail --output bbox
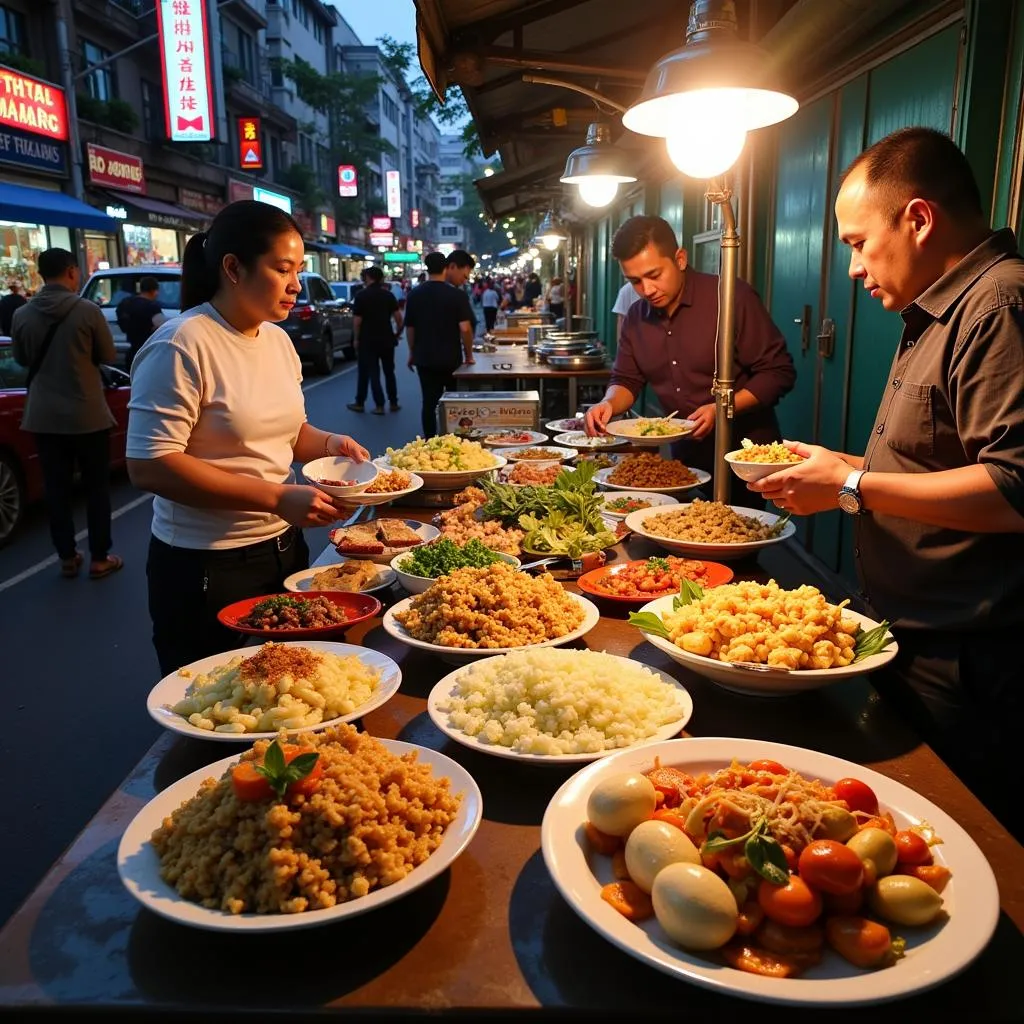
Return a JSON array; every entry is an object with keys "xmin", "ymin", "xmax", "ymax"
[{"xmin": 180, "ymin": 231, "xmax": 217, "ymax": 311}]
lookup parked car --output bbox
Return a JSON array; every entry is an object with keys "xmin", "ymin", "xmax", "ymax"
[
  {"xmin": 0, "ymin": 337, "xmax": 131, "ymax": 547},
  {"xmin": 279, "ymin": 272, "xmax": 354, "ymax": 373},
  {"xmin": 80, "ymin": 266, "xmax": 182, "ymax": 367},
  {"xmin": 329, "ymin": 280, "xmax": 364, "ymax": 303}
]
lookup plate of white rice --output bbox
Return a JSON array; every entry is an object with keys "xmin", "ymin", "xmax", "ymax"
[{"xmin": 426, "ymin": 648, "xmax": 693, "ymax": 763}]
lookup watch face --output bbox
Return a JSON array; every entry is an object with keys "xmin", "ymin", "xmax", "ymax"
[{"xmin": 838, "ymin": 490, "xmax": 861, "ymax": 514}]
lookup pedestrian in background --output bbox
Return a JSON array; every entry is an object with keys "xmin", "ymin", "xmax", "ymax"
[
  {"xmin": 481, "ymin": 277, "xmax": 500, "ymax": 331},
  {"xmin": 523, "ymin": 271, "xmax": 542, "ymax": 308},
  {"xmin": 116, "ymin": 275, "xmax": 166, "ymax": 371},
  {"xmin": 0, "ymin": 280, "xmax": 27, "ymax": 335},
  {"xmin": 546, "ymin": 276, "xmax": 565, "ymax": 320},
  {"xmin": 347, "ymin": 265, "xmax": 402, "ymax": 415},
  {"xmin": 612, "ymin": 279, "xmax": 641, "ymax": 343},
  {"xmin": 11, "ymin": 248, "xmax": 123, "ymax": 580}
]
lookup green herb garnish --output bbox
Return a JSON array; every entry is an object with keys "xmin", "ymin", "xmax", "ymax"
[
  {"xmin": 246, "ymin": 595, "xmax": 305, "ymax": 618},
  {"xmin": 254, "ymin": 740, "xmax": 320, "ymax": 801},
  {"xmin": 703, "ymin": 817, "xmax": 790, "ymax": 886},
  {"xmin": 767, "ymin": 511, "xmax": 793, "ymax": 537},
  {"xmin": 398, "ymin": 538, "xmax": 502, "ymax": 578},
  {"xmin": 628, "ymin": 579, "xmax": 706, "ymax": 638},
  {"xmin": 647, "ymin": 557, "xmax": 670, "ymax": 572},
  {"xmin": 853, "ymin": 620, "xmax": 894, "ymax": 662}
]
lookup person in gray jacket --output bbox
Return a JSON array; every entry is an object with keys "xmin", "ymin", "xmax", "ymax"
[{"xmin": 12, "ymin": 248, "xmax": 123, "ymax": 579}]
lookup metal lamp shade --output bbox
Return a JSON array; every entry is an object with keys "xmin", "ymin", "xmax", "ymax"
[
  {"xmin": 537, "ymin": 211, "xmax": 568, "ymax": 241},
  {"xmin": 560, "ymin": 123, "xmax": 637, "ymax": 185}
]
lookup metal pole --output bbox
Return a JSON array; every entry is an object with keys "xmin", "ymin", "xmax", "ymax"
[
  {"xmin": 52, "ymin": 0, "xmax": 84, "ymax": 202},
  {"xmin": 708, "ymin": 179, "xmax": 738, "ymax": 504}
]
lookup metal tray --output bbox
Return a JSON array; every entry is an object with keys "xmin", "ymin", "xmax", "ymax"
[{"xmin": 546, "ymin": 353, "xmax": 608, "ymax": 370}]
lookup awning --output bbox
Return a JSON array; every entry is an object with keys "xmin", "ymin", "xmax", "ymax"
[
  {"xmin": 327, "ymin": 242, "xmax": 371, "ymax": 257},
  {"xmin": 304, "ymin": 240, "xmax": 333, "ymax": 252},
  {"xmin": 497, "ymin": 246, "xmax": 520, "ymax": 257},
  {"xmin": 100, "ymin": 190, "xmax": 209, "ymax": 229},
  {"xmin": 0, "ymin": 182, "xmax": 117, "ymax": 232}
]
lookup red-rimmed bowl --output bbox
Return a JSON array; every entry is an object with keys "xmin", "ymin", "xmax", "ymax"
[
  {"xmin": 217, "ymin": 591, "xmax": 382, "ymax": 639},
  {"xmin": 576, "ymin": 558, "xmax": 734, "ymax": 604}
]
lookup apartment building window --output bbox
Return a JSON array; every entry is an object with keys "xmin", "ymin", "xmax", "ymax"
[
  {"xmin": 0, "ymin": 5, "xmax": 25, "ymax": 55},
  {"xmin": 441, "ymin": 226, "xmax": 461, "ymax": 238},
  {"xmin": 299, "ymin": 133, "xmax": 313, "ymax": 167},
  {"xmin": 440, "ymin": 196, "xmax": 459, "ymax": 208},
  {"xmin": 271, "ymin": 61, "xmax": 283, "ymax": 87},
  {"xmin": 313, "ymin": 20, "xmax": 323, "ymax": 43},
  {"xmin": 82, "ymin": 41, "xmax": 116, "ymax": 101},
  {"xmin": 271, "ymin": 135, "xmax": 284, "ymax": 178},
  {"xmin": 382, "ymin": 93, "xmax": 398, "ymax": 125},
  {"xmin": 141, "ymin": 80, "xmax": 164, "ymax": 141},
  {"xmin": 317, "ymin": 143, "xmax": 329, "ymax": 176}
]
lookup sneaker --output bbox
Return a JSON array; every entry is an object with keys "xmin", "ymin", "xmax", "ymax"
[
  {"xmin": 390, "ymin": 402, "xmax": 401, "ymax": 412},
  {"xmin": 346, "ymin": 403, "xmax": 364, "ymax": 412},
  {"xmin": 371, "ymin": 406, "xmax": 386, "ymax": 416}
]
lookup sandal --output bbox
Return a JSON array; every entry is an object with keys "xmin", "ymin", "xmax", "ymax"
[
  {"xmin": 89, "ymin": 553, "xmax": 124, "ymax": 579},
  {"xmin": 60, "ymin": 553, "xmax": 83, "ymax": 578}
]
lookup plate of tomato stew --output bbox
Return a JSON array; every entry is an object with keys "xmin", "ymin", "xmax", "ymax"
[
  {"xmin": 577, "ymin": 556, "xmax": 734, "ymax": 604},
  {"xmin": 217, "ymin": 592, "xmax": 381, "ymax": 639}
]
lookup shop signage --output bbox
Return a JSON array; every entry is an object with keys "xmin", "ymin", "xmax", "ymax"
[
  {"xmin": 410, "ymin": 208, "xmax": 420, "ymax": 229},
  {"xmin": 384, "ymin": 252, "xmax": 418, "ymax": 264},
  {"xmin": 86, "ymin": 143, "xmax": 146, "ymax": 194},
  {"xmin": 406, "ymin": 238, "xmax": 417, "ymax": 253},
  {"xmin": 0, "ymin": 65, "xmax": 68, "ymax": 141},
  {"xmin": 228, "ymin": 179, "xmax": 254, "ymax": 204},
  {"xmin": 157, "ymin": 0, "xmax": 214, "ymax": 142},
  {"xmin": 337, "ymin": 164, "xmax": 357, "ymax": 197},
  {"xmin": 320, "ymin": 213, "xmax": 336, "ymax": 235},
  {"xmin": 105, "ymin": 204, "xmax": 128, "ymax": 219},
  {"xmin": 0, "ymin": 123, "xmax": 66, "ymax": 175},
  {"xmin": 371, "ymin": 215, "xmax": 391, "ymax": 232},
  {"xmin": 252, "ymin": 186, "xmax": 292, "ymax": 213},
  {"xmin": 179, "ymin": 187, "xmax": 222, "ymax": 215},
  {"xmin": 369, "ymin": 231, "xmax": 393, "ymax": 248},
  {"xmin": 237, "ymin": 116, "xmax": 262, "ymax": 169},
  {"xmin": 385, "ymin": 169, "xmax": 401, "ymax": 218}
]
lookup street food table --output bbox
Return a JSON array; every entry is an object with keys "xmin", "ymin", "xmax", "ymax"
[
  {"xmin": 1, "ymin": 514, "xmax": 1021, "ymax": 1019},
  {"xmin": 455, "ymin": 346, "xmax": 611, "ymax": 414}
]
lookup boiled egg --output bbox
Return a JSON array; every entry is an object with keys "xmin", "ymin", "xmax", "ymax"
[
  {"xmin": 586, "ymin": 773, "xmax": 657, "ymax": 837},
  {"xmin": 651, "ymin": 862, "xmax": 738, "ymax": 951},
  {"xmin": 624, "ymin": 819, "xmax": 701, "ymax": 893}
]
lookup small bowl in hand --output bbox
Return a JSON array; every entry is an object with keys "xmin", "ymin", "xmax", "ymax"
[
  {"xmin": 302, "ymin": 456, "xmax": 379, "ymax": 496},
  {"xmin": 724, "ymin": 449, "xmax": 803, "ymax": 483}
]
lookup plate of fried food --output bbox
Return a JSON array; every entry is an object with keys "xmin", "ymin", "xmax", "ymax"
[
  {"xmin": 596, "ymin": 453, "xmax": 710, "ymax": 494},
  {"xmin": 629, "ymin": 578, "xmax": 897, "ymax": 694},
  {"xmin": 577, "ymin": 555, "xmax": 734, "ymax": 604},
  {"xmin": 118, "ymin": 724, "xmax": 482, "ymax": 931},
  {"xmin": 427, "ymin": 648, "xmax": 693, "ymax": 763},
  {"xmin": 603, "ymin": 416, "xmax": 696, "ymax": 446},
  {"xmin": 146, "ymin": 640, "xmax": 403, "ymax": 741},
  {"xmin": 542, "ymin": 736, "xmax": 998, "ymax": 1005},
  {"xmin": 322, "ymin": 468, "xmax": 425, "ymax": 507},
  {"xmin": 500, "ymin": 444, "xmax": 578, "ymax": 463},
  {"xmin": 725, "ymin": 438, "xmax": 807, "ymax": 483},
  {"xmin": 497, "ymin": 461, "xmax": 565, "ymax": 487},
  {"xmin": 329, "ymin": 518, "xmax": 440, "ymax": 565},
  {"xmin": 625, "ymin": 501, "xmax": 795, "ymax": 560},
  {"xmin": 381, "ymin": 561, "xmax": 600, "ymax": 665},
  {"xmin": 283, "ymin": 558, "xmax": 396, "ymax": 595}
]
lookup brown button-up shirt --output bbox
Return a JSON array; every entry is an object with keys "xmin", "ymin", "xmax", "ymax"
[
  {"xmin": 609, "ymin": 269, "xmax": 795, "ymax": 472},
  {"xmin": 857, "ymin": 228, "xmax": 1024, "ymax": 631}
]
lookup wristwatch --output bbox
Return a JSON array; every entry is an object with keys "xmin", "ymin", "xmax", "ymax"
[{"xmin": 838, "ymin": 469, "xmax": 866, "ymax": 515}]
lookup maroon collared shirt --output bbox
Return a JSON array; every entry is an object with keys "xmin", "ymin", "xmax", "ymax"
[
  {"xmin": 857, "ymin": 228, "xmax": 1024, "ymax": 631},
  {"xmin": 609, "ymin": 269, "xmax": 795, "ymax": 471}
]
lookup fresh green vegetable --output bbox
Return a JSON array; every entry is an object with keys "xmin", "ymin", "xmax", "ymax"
[
  {"xmin": 647, "ymin": 557, "xmax": 670, "ymax": 572},
  {"xmin": 253, "ymin": 740, "xmax": 320, "ymax": 801},
  {"xmin": 853, "ymin": 620, "xmax": 894, "ymax": 662},
  {"xmin": 703, "ymin": 817, "xmax": 790, "ymax": 886},
  {"xmin": 767, "ymin": 511, "xmax": 793, "ymax": 537},
  {"xmin": 518, "ymin": 510, "xmax": 616, "ymax": 557},
  {"xmin": 398, "ymin": 538, "xmax": 503, "ymax": 578},
  {"xmin": 246, "ymin": 595, "xmax": 306, "ymax": 618},
  {"xmin": 627, "ymin": 578, "xmax": 705, "ymax": 637}
]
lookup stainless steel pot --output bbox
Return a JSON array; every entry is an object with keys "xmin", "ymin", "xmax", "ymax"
[
  {"xmin": 543, "ymin": 330, "xmax": 600, "ymax": 343},
  {"xmin": 547, "ymin": 352, "xmax": 608, "ymax": 370},
  {"xmin": 527, "ymin": 324, "xmax": 556, "ymax": 354}
]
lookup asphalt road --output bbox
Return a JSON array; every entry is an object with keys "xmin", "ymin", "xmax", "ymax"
[{"xmin": 0, "ymin": 355, "xmax": 437, "ymax": 926}]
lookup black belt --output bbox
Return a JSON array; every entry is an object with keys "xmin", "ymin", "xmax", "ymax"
[{"xmin": 154, "ymin": 527, "xmax": 299, "ymax": 563}]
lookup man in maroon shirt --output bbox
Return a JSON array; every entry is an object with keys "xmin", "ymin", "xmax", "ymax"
[{"xmin": 585, "ymin": 216, "xmax": 795, "ymax": 494}]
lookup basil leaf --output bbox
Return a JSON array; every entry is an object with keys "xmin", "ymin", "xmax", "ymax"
[
  {"xmin": 702, "ymin": 829, "xmax": 751, "ymax": 854},
  {"xmin": 672, "ymin": 577, "xmax": 705, "ymax": 610},
  {"xmin": 745, "ymin": 833, "xmax": 790, "ymax": 886},
  {"xmin": 627, "ymin": 612, "xmax": 672, "ymax": 640},
  {"xmin": 263, "ymin": 739, "xmax": 286, "ymax": 776},
  {"xmin": 287, "ymin": 752, "xmax": 320, "ymax": 776}
]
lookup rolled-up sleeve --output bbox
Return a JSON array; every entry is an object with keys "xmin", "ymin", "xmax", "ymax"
[
  {"xmin": 126, "ymin": 340, "xmax": 202, "ymax": 459},
  {"xmin": 608, "ymin": 312, "xmax": 645, "ymax": 400},
  {"xmin": 950, "ymin": 307, "xmax": 1024, "ymax": 516},
  {"xmin": 735, "ymin": 280, "xmax": 796, "ymax": 407}
]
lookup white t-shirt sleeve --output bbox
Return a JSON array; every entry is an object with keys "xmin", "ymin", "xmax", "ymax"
[
  {"xmin": 126, "ymin": 338, "xmax": 203, "ymax": 459},
  {"xmin": 612, "ymin": 282, "xmax": 639, "ymax": 315}
]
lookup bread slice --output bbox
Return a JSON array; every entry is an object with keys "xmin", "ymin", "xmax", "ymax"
[
  {"xmin": 334, "ymin": 526, "xmax": 384, "ymax": 555},
  {"xmin": 377, "ymin": 518, "xmax": 421, "ymax": 548}
]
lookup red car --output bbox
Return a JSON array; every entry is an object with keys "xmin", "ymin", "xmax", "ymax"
[{"xmin": 0, "ymin": 338, "xmax": 131, "ymax": 546}]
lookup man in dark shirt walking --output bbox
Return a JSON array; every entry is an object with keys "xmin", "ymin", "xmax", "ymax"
[
  {"xmin": 445, "ymin": 250, "xmax": 478, "ymax": 336},
  {"xmin": 404, "ymin": 251, "xmax": 474, "ymax": 437},
  {"xmin": 116, "ymin": 276, "xmax": 165, "ymax": 371},
  {"xmin": 0, "ymin": 280, "xmax": 27, "ymax": 335},
  {"xmin": 346, "ymin": 266, "xmax": 402, "ymax": 415}
]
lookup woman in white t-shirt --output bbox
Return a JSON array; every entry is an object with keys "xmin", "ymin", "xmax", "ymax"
[{"xmin": 127, "ymin": 200, "xmax": 369, "ymax": 675}]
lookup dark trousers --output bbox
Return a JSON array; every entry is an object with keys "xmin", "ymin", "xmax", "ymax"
[
  {"xmin": 483, "ymin": 307, "xmax": 498, "ymax": 331},
  {"xmin": 355, "ymin": 341, "xmax": 398, "ymax": 407},
  {"xmin": 33, "ymin": 430, "xmax": 112, "ymax": 561},
  {"xmin": 147, "ymin": 528, "xmax": 309, "ymax": 676},
  {"xmin": 416, "ymin": 366, "xmax": 456, "ymax": 438},
  {"xmin": 872, "ymin": 627, "xmax": 1021, "ymax": 842}
]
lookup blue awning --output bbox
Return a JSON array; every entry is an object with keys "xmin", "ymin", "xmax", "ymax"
[
  {"xmin": 497, "ymin": 246, "xmax": 519, "ymax": 257},
  {"xmin": 0, "ymin": 182, "xmax": 117, "ymax": 232},
  {"xmin": 327, "ymin": 242, "xmax": 371, "ymax": 257}
]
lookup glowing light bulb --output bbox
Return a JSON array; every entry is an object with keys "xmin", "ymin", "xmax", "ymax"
[
  {"xmin": 576, "ymin": 176, "xmax": 620, "ymax": 207},
  {"xmin": 665, "ymin": 119, "xmax": 747, "ymax": 179},
  {"xmin": 542, "ymin": 234, "xmax": 562, "ymax": 251}
]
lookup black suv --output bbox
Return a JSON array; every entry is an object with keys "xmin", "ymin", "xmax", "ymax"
[{"xmin": 279, "ymin": 272, "xmax": 355, "ymax": 373}]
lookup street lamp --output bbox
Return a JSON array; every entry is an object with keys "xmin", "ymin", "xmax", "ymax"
[
  {"xmin": 560, "ymin": 122, "xmax": 638, "ymax": 208},
  {"xmin": 538, "ymin": 211, "xmax": 568, "ymax": 251},
  {"xmin": 622, "ymin": 0, "xmax": 798, "ymax": 501}
]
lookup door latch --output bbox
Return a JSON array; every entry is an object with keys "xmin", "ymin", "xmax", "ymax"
[
  {"xmin": 793, "ymin": 304, "xmax": 812, "ymax": 354},
  {"xmin": 817, "ymin": 318, "xmax": 836, "ymax": 359}
]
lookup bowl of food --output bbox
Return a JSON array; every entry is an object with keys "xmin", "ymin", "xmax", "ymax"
[
  {"xmin": 498, "ymin": 461, "xmax": 565, "ymax": 487},
  {"xmin": 283, "ymin": 559, "xmax": 396, "ymax": 594},
  {"xmin": 331, "ymin": 470, "xmax": 424, "ymax": 507},
  {"xmin": 603, "ymin": 417, "xmax": 696, "ymax": 446},
  {"xmin": 217, "ymin": 592, "xmax": 381, "ymax": 639},
  {"xmin": 541, "ymin": 736, "xmax": 998, "ymax": 1005},
  {"xmin": 376, "ymin": 435, "xmax": 505, "ymax": 490},
  {"xmin": 480, "ymin": 429, "xmax": 550, "ymax": 448},
  {"xmin": 725, "ymin": 439, "xmax": 807, "ymax": 482},
  {"xmin": 546, "ymin": 417, "xmax": 586, "ymax": 434},
  {"xmin": 577, "ymin": 555, "xmax": 733, "ymax": 604},
  {"xmin": 596, "ymin": 454, "xmax": 710, "ymax": 494},
  {"xmin": 553, "ymin": 431, "xmax": 627, "ymax": 450},
  {"xmin": 625, "ymin": 501, "xmax": 795, "ymax": 560},
  {"xmin": 629, "ymin": 578, "xmax": 897, "ymax": 694},
  {"xmin": 301, "ymin": 457, "xmax": 379, "ymax": 497},
  {"xmin": 391, "ymin": 538, "xmax": 521, "ymax": 594},
  {"xmin": 500, "ymin": 444, "xmax": 578, "ymax": 463},
  {"xmin": 382, "ymin": 561, "xmax": 600, "ymax": 664},
  {"xmin": 599, "ymin": 491, "xmax": 679, "ymax": 519}
]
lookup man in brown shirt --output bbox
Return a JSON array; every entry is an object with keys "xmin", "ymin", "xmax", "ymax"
[{"xmin": 750, "ymin": 128, "xmax": 1024, "ymax": 836}]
